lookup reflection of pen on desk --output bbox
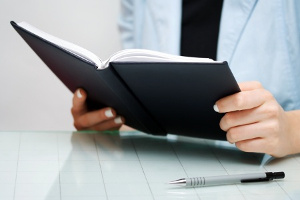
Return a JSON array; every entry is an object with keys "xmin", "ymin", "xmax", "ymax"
[{"xmin": 169, "ymin": 172, "xmax": 285, "ymax": 187}]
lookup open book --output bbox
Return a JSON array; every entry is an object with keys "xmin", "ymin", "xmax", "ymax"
[{"xmin": 11, "ymin": 21, "xmax": 240, "ymax": 140}]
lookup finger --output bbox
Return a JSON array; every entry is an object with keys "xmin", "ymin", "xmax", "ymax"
[
  {"xmin": 236, "ymin": 137, "xmax": 285, "ymax": 157},
  {"xmin": 220, "ymin": 103, "xmax": 277, "ymax": 131},
  {"xmin": 238, "ymin": 81, "xmax": 263, "ymax": 91},
  {"xmin": 213, "ymin": 81, "xmax": 265, "ymax": 113},
  {"xmin": 71, "ymin": 88, "xmax": 88, "ymax": 118},
  {"xmin": 215, "ymin": 88, "xmax": 272, "ymax": 113},
  {"xmin": 235, "ymin": 138, "xmax": 267, "ymax": 154},
  {"xmin": 74, "ymin": 107, "xmax": 117, "ymax": 130},
  {"xmin": 226, "ymin": 119, "xmax": 280, "ymax": 144},
  {"xmin": 89, "ymin": 116, "xmax": 124, "ymax": 131},
  {"xmin": 226, "ymin": 122, "xmax": 264, "ymax": 143},
  {"xmin": 220, "ymin": 109, "xmax": 257, "ymax": 132}
]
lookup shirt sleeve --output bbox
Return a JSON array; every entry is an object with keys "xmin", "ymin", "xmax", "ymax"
[{"xmin": 118, "ymin": 0, "xmax": 135, "ymax": 49}]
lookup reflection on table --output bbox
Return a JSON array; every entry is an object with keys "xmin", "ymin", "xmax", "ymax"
[{"xmin": 0, "ymin": 131, "xmax": 299, "ymax": 200}]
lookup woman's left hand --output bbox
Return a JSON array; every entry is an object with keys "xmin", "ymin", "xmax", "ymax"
[{"xmin": 214, "ymin": 81, "xmax": 300, "ymax": 157}]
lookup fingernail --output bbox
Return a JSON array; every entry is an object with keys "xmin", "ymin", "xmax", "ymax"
[
  {"xmin": 105, "ymin": 109, "xmax": 114, "ymax": 118},
  {"xmin": 213, "ymin": 104, "xmax": 219, "ymax": 112},
  {"xmin": 114, "ymin": 116, "xmax": 123, "ymax": 124},
  {"xmin": 77, "ymin": 89, "xmax": 82, "ymax": 98}
]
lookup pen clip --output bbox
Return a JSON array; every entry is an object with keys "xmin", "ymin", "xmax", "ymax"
[
  {"xmin": 241, "ymin": 177, "xmax": 270, "ymax": 183},
  {"xmin": 241, "ymin": 172, "xmax": 285, "ymax": 183}
]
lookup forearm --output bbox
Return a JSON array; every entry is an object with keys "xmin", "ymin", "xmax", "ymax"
[{"xmin": 286, "ymin": 110, "xmax": 300, "ymax": 155}]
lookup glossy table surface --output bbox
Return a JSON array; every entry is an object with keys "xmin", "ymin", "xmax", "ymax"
[{"xmin": 0, "ymin": 131, "xmax": 299, "ymax": 200}]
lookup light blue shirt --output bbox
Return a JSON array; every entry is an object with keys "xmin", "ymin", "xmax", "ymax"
[{"xmin": 118, "ymin": 0, "xmax": 300, "ymax": 111}]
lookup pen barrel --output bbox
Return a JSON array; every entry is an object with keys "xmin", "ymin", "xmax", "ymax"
[{"xmin": 186, "ymin": 172, "xmax": 266, "ymax": 187}]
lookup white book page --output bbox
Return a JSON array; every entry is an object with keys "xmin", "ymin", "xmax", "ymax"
[
  {"xmin": 17, "ymin": 22, "xmax": 103, "ymax": 68},
  {"xmin": 103, "ymin": 49, "xmax": 217, "ymax": 68},
  {"xmin": 17, "ymin": 22, "xmax": 219, "ymax": 70},
  {"xmin": 114, "ymin": 55, "xmax": 216, "ymax": 63}
]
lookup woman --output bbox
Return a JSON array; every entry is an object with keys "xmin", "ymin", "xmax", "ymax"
[{"xmin": 71, "ymin": 0, "xmax": 300, "ymax": 157}]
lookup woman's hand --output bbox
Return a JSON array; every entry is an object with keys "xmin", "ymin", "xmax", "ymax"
[
  {"xmin": 71, "ymin": 89, "xmax": 124, "ymax": 131},
  {"xmin": 214, "ymin": 81, "xmax": 300, "ymax": 157}
]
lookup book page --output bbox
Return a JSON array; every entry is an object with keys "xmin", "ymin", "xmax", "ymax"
[
  {"xmin": 102, "ymin": 49, "xmax": 218, "ymax": 69},
  {"xmin": 17, "ymin": 22, "xmax": 220, "ymax": 71},
  {"xmin": 17, "ymin": 22, "xmax": 103, "ymax": 68}
]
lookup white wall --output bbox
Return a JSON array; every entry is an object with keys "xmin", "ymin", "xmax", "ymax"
[{"xmin": 0, "ymin": 0, "xmax": 122, "ymax": 131}]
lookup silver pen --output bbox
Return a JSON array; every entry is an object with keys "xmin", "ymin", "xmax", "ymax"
[{"xmin": 169, "ymin": 171, "xmax": 285, "ymax": 187}]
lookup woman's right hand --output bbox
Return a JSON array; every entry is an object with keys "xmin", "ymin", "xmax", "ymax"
[{"xmin": 71, "ymin": 88, "xmax": 124, "ymax": 131}]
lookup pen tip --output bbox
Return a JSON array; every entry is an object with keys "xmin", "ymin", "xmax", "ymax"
[{"xmin": 168, "ymin": 179, "xmax": 186, "ymax": 184}]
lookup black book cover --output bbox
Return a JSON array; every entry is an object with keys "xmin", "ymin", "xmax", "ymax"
[{"xmin": 11, "ymin": 21, "xmax": 241, "ymax": 140}]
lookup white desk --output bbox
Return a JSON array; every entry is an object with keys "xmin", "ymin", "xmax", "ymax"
[{"xmin": 0, "ymin": 131, "xmax": 299, "ymax": 200}]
